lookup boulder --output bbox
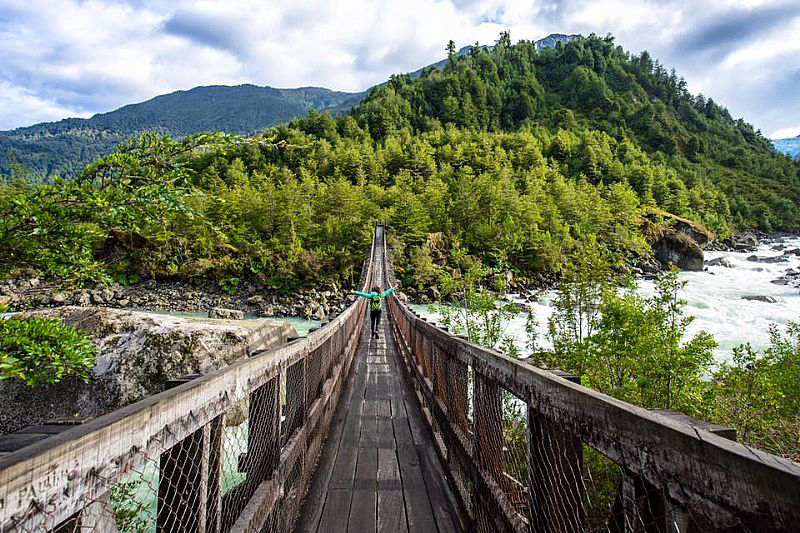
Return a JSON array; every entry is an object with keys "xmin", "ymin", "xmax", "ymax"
[
  {"xmin": 654, "ymin": 231, "xmax": 704, "ymax": 271},
  {"xmin": 246, "ymin": 295, "xmax": 265, "ymax": 305},
  {"xmin": 76, "ymin": 290, "xmax": 91, "ymax": 306},
  {"xmin": 746, "ymin": 255, "xmax": 787, "ymax": 264},
  {"xmin": 0, "ymin": 307, "xmax": 296, "ymax": 435},
  {"xmin": 311, "ymin": 304, "xmax": 327, "ymax": 321},
  {"xmin": 706, "ymin": 257, "xmax": 733, "ymax": 268},
  {"xmin": 51, "ymin": 292, "xmax": 69, "ymax": 305},
  {"xmin": 734, "ymin": 231, "xmax": 759, "ymax": 250},
  {"xmin": 208, "ymin": 307, "xmax": 245, "ymax": 320},
  {"xmin": 741, "ymin": 295, "xmax": 779, "ymax": 303}
]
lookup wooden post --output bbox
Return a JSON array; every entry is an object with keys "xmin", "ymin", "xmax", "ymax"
[
  {"xmin": 447, "ymin": 356, "xmax": 469, "ymax": 433},
  {"xmin": 528, "ymin": 371, "xmax": 584, "ymax": 533},
  {"xmin": 433, "ymin": 342, "xmax": 447, "ymax": 403},
  {"xmin": 473, "ymin": 370, "xmax": 504, "ymax": 532}
]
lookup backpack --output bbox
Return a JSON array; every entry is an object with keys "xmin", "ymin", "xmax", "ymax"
[{"xmin": 370, "ymin": 293, "xmax": 382, "ymax": 312}]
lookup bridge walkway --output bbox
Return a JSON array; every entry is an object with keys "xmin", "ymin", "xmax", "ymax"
[{"xmin": 296, "ymin": 227, "xmax": 462, "ymax": 533}]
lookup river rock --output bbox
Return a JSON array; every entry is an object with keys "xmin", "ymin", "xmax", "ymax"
[
  {"xmin": 741, "ymin": 295, "xmax": 779, "ymax": 303},
  {"xmin": 706, "ymin": 257, "xmax": 733, "ymax": 268},
  {"xmin": 51, "ymin": 292, "xmax": 69, "ymax": 305},
  {"xmin": 208, "ymin": 307, "xmax": 244, "ymax": 320},
  {"xmin": 246, "ymin": 295, "xmax": 265, "ymax": 305},
  {"xmin": 0, "ymin": 307, "xmax": 296, "ymax": 435},
  {"xmin": 654, "ymin": 231, "xmax": 704, "ymax": 271},
  {"xmin": 734, "ymin": 231, "xmax": 759, "ymax": 250},
  {"xmin": 76, "ymin": 290, "xmax": 91, "ymax": 306},
  {"xmin": 746, "ymin": 255, "xmax": 786, "ymax": 264},
  {"xmin": 311, "ymin": 304, "xmax": 326, "ymax": 321}
]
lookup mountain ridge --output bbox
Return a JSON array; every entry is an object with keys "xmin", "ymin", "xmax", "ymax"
[{"xmin": 0, "ymin": 33, "xmax": 580, "ymax": 179}]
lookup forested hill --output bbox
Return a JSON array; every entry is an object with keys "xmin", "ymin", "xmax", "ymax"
[
  {"xmin": 0, "ymin": 34, "xmax": 582, "ymax": 181},
  {"xmin": 2, "ymin": 34, "xmax": 799, "ymax": 291},
  {"xmin": 0, "ymin": 85, "xmax": 364, "ymax": 178},
  {"xmin": 348, "ymin": 33, "xmax": 799, "ymax": 230}
]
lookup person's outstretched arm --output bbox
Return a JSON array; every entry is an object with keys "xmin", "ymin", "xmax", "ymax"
[
  {"xmin": 353, "ymin": 290, "xmax": 375, "ymax": 298},
  {"xmin": 382, "ymin": 287, "xmax": 395, "ymax": 297}
]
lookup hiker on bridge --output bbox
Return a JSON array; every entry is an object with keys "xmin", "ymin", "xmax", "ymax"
[{"xmin": 353, "ymin": 285, "xmax": 395, "ymax": 338}]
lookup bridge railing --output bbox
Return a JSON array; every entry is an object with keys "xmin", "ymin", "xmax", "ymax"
[
  {"xmin": 383, "ymin": 243, "xmax": 800, "ymax": 532},
  {"xmin": 0, "ymin": 235, "xmax": 377, "ymax": 533}
]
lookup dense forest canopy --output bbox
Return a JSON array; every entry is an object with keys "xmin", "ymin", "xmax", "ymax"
[{"xmin": 1, "ymin": 34, "xmax": 798, "ymax": 290}]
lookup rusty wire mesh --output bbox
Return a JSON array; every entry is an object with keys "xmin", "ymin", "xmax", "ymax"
[
  {"xmin": 2, "ymin": 236, "xmax": 376, "ymax": 533},
  {"xmin": 388, "ymin": 296, "xmax": 722, "ymax": 533}
]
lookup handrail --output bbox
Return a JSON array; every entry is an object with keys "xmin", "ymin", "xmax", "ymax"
[
  {"xmin": 381, "ymin": 229, "xmax": 800, "ymax": 532},
  {"xmin": 0, "ymin": 232, "xmax": 378, "ymax": 532}
]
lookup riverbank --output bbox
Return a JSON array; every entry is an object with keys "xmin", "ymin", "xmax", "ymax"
[
  {"xmin": 0, "ymin": 278, "xmax": 354, "ymax": 321},
  {"xmin": 415, "ymin": 232, "xmax": 800, "ymax": 363}
]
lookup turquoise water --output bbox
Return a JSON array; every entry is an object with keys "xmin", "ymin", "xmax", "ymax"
[
  {"xmin": 412, "ymin": 237, "xmax": 800, "ymax": 364},
  {"xmin": 128, "ymin": 308, "xmax": 320, "ymax": 336}
]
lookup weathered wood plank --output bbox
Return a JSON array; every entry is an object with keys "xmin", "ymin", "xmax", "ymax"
[
  {"xmin": 294, "ymin": 327, "xmax": 370, "ymax": 532},
  {"xmin": 377, "ymin": 448, "xmax": 407, "ymax": 533},
  {"xmin": 349, "ymin": 447, "xmax": 377, "ymax": 532},
  {"xmin": 318, "ymin": 489, "xmax": 352, "ymax": 533}
]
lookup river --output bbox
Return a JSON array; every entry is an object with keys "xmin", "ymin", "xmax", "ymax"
[{"xmin": 412, "ymin": 235, "xmax": 800, "ymax": 364}]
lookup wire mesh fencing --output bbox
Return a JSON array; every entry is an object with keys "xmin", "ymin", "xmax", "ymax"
[
  {"xmin": 1, "ymin": 237, "xmax": 377, "ymax": 533},
  {"xmin": 387, "ymin": 292, "xmax": 800, "ymax": 533}
]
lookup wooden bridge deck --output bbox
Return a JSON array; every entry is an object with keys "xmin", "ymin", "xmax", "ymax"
[{"xmin": 296, "ymin": 314, "xmax": 463, "ymax": 532}]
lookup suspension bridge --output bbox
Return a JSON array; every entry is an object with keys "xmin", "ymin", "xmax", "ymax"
[{"xmin": 0, "ymin": 225, "xmax": 798, "ymax": 532}]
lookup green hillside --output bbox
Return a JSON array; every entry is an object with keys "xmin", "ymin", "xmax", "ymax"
[
  {"xmin": 352, "ymin": 33, "xmax": 799, "ymax": 230},
  {"xmin": 1, "ymin": 34, "xmax": 798, "ymax": 289},
  {"xmin": 0, "ymin": 84, "xmax": 363, "ymax": 178}
]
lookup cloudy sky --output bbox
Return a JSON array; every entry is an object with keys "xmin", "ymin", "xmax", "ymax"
[{"xmin": 1, "ymin": 0, "xmax": 798, "ymax": 137}]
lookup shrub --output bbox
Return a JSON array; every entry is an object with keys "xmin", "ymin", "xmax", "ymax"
[{"xmin": 0, "ymin": 315, "xmax": 97, "ymax": 386}]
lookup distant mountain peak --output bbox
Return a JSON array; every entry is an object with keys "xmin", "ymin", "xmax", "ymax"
[
  {"xmin": 454, "ymin": 33, "xmax": 581, "ymax": 57},
  {"xmin": 534, "ymin": 33, "xmax": 582, "ymax": 50}
]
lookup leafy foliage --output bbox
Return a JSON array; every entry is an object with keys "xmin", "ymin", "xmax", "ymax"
[
  {"xmin": 714, "ymin": 323, "xmax": 800, "ymax": 460},
  {"xmin": 0, "ymin": 314, "xmax": 97, "ymax": 387},
  {"xmin": 542, "ymin": 263, "xmax": 716, "ymax": 415},
  {"xmin": 428, "ymin": 244, "xmax": 518, "ymax": 350}
]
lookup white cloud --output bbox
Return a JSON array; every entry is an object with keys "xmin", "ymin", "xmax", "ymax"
[
  {"xmin": 0, "ymin": 81, "xmax": 91, "ymax": 129},
  {"xmin": 0, "ymin": 0, "xmax": 798, "ymax": 135},
  {"xmin": 770, "ymin": 127, "xmax": 800, "ymax": 139}
]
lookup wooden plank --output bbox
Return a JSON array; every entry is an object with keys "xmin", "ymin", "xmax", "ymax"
[
  {"xmin": 376, "ymin": 400, "xmax": 391, "ymax": 418},
  {"xmin": 378, "ymin": 448, "xmax": 407, "ymax": 533},
  {"xmin": 377, "ymin": 418, "xmax": 395, "ymax": 450},
  {"xmin": 390, "ymin": 362, "xmax": 439, "ymax": 532},
  {"xmin": 0, "ymin": 433, "xmax": 51, "ymax": 453},
  {"xmin": 349, "ymin": 447, "xmax": 377, "ymax": 532},
  {"xmin": 360, "ymin": 416, "xmax": 378, "ymax": 449},
  {"xmin": 417, "ymin": 441, "xmax": 465, "ymax": 533},
  {"xmin": 318, "ymin": 489, "xmax": 352, "ymax": 533},
  {"xmin": 295, "ymin": 327, "xmax": 370, "ymax": 532},
  {"xmin": 205, "ymin": 416, "xmax": 224, "ymax": 533},
  {"xmin": 227, "ymin": 478, "xmax": 280, "ymax": 533}
]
